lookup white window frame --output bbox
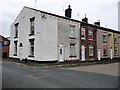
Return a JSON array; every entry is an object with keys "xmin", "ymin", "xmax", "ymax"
[
  {"xmin": 14, "ymin": 42, "xmax": 17, "ymax": 55},
  {"xmin": 103, "ymin": 33, "xmax": 107, "ymax": 43},
  {"xmin": 70, "ymin": 44, "xmax": 76, "ymax": 56},
  {"xmin": 114, "ymin": 45, "xmax": 118, "ymax": 56},
  {"xmin": 30, "ymin": 17, "xmax": 35, "ymax": 35},
  {"xmin": 88, "ymin": 30, "xmax": 93, "ymax": 40},
  {"xmin": 69, "ymin": 25, "xmax": 76, "ymax": 38},
  {"xmin": 30, "ymin": 41, "xmax": 34, "ymax": 56},
  {"xmin": 89, "ymin": 45, "xmax": 94, "ymax": 56},
  {"xmin": 81, "ymin": 28, "xmax": 86, "ymax": 39},
  {"xmin": 114, "ymin": 35, "xmax": 118, "ymax": 43}
]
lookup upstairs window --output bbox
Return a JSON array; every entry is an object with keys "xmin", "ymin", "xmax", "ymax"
[
  {"xmin": 81, "ymin": 28, "xmax": 86, "ymax": 39},
  {"xmin": 88, "ymin": 30, "xmax": 93, "ymax": 40},
  {"xmin": 69, "ymin": 25, "xmax": 76, "ymax": 38},
  {"xmin": 14, "ymin": 23, "xmax": 19, "ymax": 38},
  {"xmin": 30, "ymin": 17, "xmax": 35, "ymax": 36},
  {"xmin": 2, "ymin": 41, "xmax": 9, "ymax": 46},
  {"xmin": 103, "ymin": 33, "xmax": 107, "ymax": 43},
  {"xmin": 114, "ymin": 34, "xmax": 118, "ymax": 43}
]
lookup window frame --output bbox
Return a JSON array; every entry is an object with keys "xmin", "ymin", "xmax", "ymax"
[
  {"xmin": 14, "ymin": 41, "xmax": 17, "ymax": 56},
  {"xmin": 81, "ymin": 28, "xmax": 86, "ymax": 39},
  {"xmin": 69, "ymin": 25, "xmax": 76, "ymax": 38},
  {"xmin": 29, "ymin": 17, "xmax": 35, "ymax": 36},
  {"xmin": 103, "ymin": 33, "xmax": 107, "ymax": 43},
  {"xmin": 88, "ymin": 30, "xmax": 93, "ymax": 40},
  {"xmin": 103, "ymin": 45, "xmax": 108, "ymax": 56},
  {"xmin": 14, "ymin": 23, "xmax": 19, "ymax": 38},
  {"xmin": 29, "ymin": 39, "xmax": 35, "ymax": 57},
  {"xmin": 70, "ymin": 44, "xmax": 76, "ymax": 57},
  {"xmin": 89, "ymin": 44, "xmax": 94, "ymax": 56}
]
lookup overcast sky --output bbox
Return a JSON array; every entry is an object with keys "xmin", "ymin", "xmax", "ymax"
[{"xmin": 0, "ymin": 0, "xmax": 119, "ymax": 37}]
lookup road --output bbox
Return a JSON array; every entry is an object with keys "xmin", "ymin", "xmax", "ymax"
[{"xmin": 2, "ymin": 59, "xmax": 118, "ymax": 88}]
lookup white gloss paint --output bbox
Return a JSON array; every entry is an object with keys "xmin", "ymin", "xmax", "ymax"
[{"xmin": 98, "ymin": 49, "xmax": 101, "ymax": 60}]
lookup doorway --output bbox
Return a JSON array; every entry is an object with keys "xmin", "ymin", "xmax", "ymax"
[
  {"xmin": 81, "ymin": 45, "xmax": 85, "ymax": 61},
  {"xmin": 58, "ymin": 45, "xmax": 64, "ymax": 62}
]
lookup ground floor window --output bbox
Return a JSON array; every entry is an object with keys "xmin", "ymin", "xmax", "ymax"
[
  {"xmin": 89, "ymin": 44, "xmax": 94, "ymax": 56},
  {"xmin": 14, "ymin": 41, "xmax": 17, "ymax": 56},
  {"xmin": 70, "ymin": 44, "xmax": 76, "ymax": 57},
  {"xmin": 29, "ymin": 39, "xmax": 35, "ymax": 57},
  {"xmin": 103, "ymin": 45, "xmax": 108, "ymax": 56},
  {"xmin": 114, "ymin": 45, "xmax": 118, "ymax": 56}
]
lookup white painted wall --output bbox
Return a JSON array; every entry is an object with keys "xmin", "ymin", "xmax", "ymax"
[{"xmin": 10, "ymin": 7, "xmax": 58, "ymax": 61}]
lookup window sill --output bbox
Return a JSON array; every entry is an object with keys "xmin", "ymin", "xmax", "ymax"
[
  {"xmin": 69, "ymin": 37, "xmax": 76, "ymax": 39},
  {"xmin": 29, "ymin": 33, "xmax": 35, "ymax": 36},
  {"xmin": 2, "ymin": 45, "xmax": 9, "ymax": 46},
  {"xmin": 88, "ymin": 39, "xmax": 93, "ymax": 41},
  {"xmin": 114, "ymin": 42, "xmax": 118, "ymax": 44},
  {"xmin": 28, "ymin": 55, "xmax": 34, "ymax": 57},
  {"xmin": 89, "ymin": 55, "xmax": 94, "ymax": 57},
  {"xmin": 13, "ymin": 54, "xmax": 17, "ymax": 56},
  {"xmin": 69, "ymin": 56, "xmax": 77, "ymax": 58},
  {"xmin": 14, "ymin": 36, "xmax": 18, "ymax": 38},
  {"xmin": 81, "ymin": 38, "xmax": 86, "ymax": 40},
  {"xmin": 103, "ymin": 55, "xmax": 108, "ymax": 56},
  {"xmin": 103, "ymin": 41, "xmax": 107, "ymax": 43}
]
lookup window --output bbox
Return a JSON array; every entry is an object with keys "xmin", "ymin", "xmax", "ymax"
[
  {"xmin": 88, "ymin": 30, "xmax": 93, "ymax": 40},
  {"xmin": 103, "ymin": 33, "xmax": 107, "ymax": 43},
  {"xmin": 114, "ymin": 45, "xmax": 118, "ymax": 55},
  {"xmin": 69, "ymin": 25, "xmax": 76, "ymax": 38},
  {"xmin": 29, "ymin": 39, "xmax": 35, "ymax": 57},
  {"xmin": 81, "ymin": 28, "xmax": 86, "ymax": 39},
  {"xmin": 3, "ymin": 41, "xmax": 9, "ymax": 46},
  {"xmin": 60, "ymin": 49, "xmax": 62, "ymax": 54},
  {"xmin": 103, "ymin": 45, "xmax": 108, "ymax": 56},
  {"xmin": 14, "ymin": 41, "xmax": 17, "ymax": 56},
  {"xmin": 114, "ymin": 35, "xmax": 118, "ymax": 43},
  {"xmin": 70, "ymin": 44, "xmax": 76, "ymax": 57},
  {"xmin": 30, "ymin": 17, "xmax": 35, "ymax": 35},
  {"xmin": 14, "ymin": 23, "xmax": 19, "ymax": 38},
  {"xmin": 89, "ymin": 44, "xmax": 94, "ymax": 56}
]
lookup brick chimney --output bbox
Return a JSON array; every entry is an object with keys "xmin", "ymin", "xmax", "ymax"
[
  {"xmin": 65, "ymin": 5, "xmax": 72, "ymax": 18},
  {"xmin": 94, "ymin": 20, "xmax": 100, "ymax": 26},
  {"xmin": 82, "ymin": 14, "xmax": 88, "ymax": 23}
]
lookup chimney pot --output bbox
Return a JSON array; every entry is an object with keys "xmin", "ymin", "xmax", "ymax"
[{"xmin": 65, "ymin": 5, "xmax": 72, "ymax": 18}]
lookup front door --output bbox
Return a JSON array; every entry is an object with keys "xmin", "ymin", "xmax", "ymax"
[
  {"xmin": 20, "ymin": 47, "xmax": 23, "ymax": 60},
  {"xmin": 58, "ymin": 45, "xmax": 64, "ymax": 62},
  {"xmin": 81, "ymin": 45, "xmax": 85, "ymax": 61},
  {"xmin": 98, "ymin": 49, "xmax": 101, "ymax": 60},
  {"xmin": 110, "ymin": 48, "xmax": 113, "ymax": 59}
]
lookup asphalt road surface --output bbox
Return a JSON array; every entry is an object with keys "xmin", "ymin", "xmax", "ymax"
[{"xmin": 2, "ymin": 59, "xmax": 118, "ymax": 88}]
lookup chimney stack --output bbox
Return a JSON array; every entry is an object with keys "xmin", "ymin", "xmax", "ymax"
[
  {"xmin": 82, "ymin": 14, "xmax": 88, "ymax": 23},
  {"xmin": 94, "ymin": 20, "xmax": 100, "ymax": 26},
  {"xmin": 65, "ymin": 5, "xmax": 72, "ymax": 18}
]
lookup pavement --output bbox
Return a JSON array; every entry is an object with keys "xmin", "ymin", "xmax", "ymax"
[
  {"xmin": 4, "ymin": 58, "xmax": 120, "ymax": 68},
  {"xmin": 64, "ymin": 62, "xmax": 119, "ymax": 77},
  {"xmin": 2, "ymin": 59, "xmax": 119, "ymax": 88}
]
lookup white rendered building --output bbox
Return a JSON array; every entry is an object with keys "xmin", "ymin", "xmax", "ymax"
[{"xmin": 10, "ymin": 6, "xmax": 80, "ymax": 62}]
